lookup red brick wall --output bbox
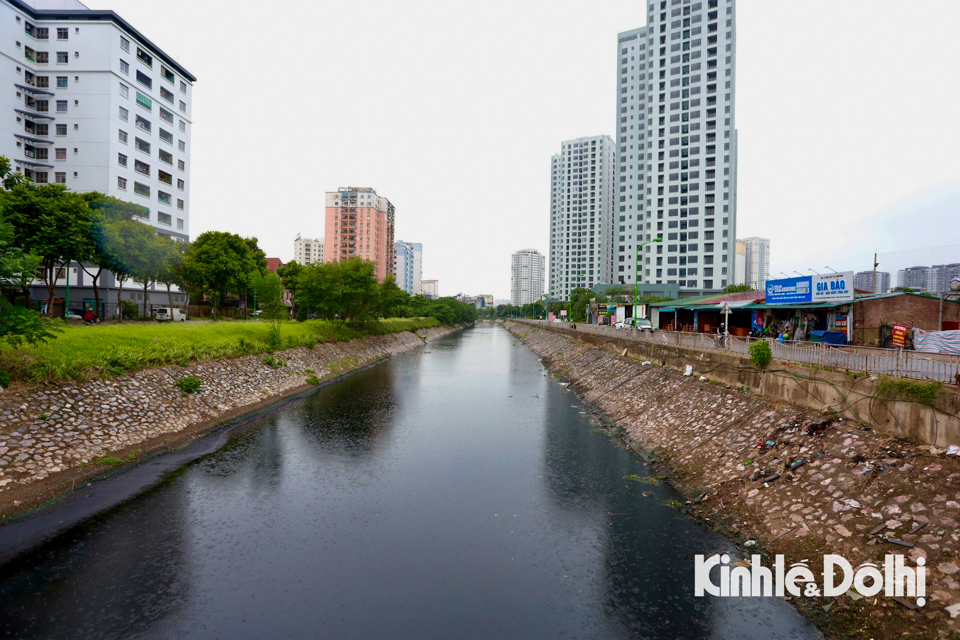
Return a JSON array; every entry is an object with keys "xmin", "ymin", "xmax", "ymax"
[{"xmin": 853, "ymin": 294, "xmax": 960, "ymax": 345}]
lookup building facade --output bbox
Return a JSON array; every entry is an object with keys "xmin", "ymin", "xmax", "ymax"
[
  {"xmin": 293, "ymin": 234, "xmax": 323, "ymax": 265},
  {"xmin": 897, "ymin": 264, "xmax": 960, "ymax": 293},
  {"xmin": 853, "ymin": 270, "xmax": 890, "ymax": 294},
  {"xmin": 548, "ymin": 135, "xmax": 615, "ymax": 301},
  {"xmin": 323, "ymin": 187, "xmax": 395, "ymax": 282},
  {"xmin": 739, "ymin": 236, "xmax": 769, "ymax": 291},
  {"xmin": 1, "ymin": 0, "xmax": 195, "ymax": 314},
  {"xmin": 394, "ymin": 240, "xmax": 422, "ymax": 295},
  {"xmin": 734, "ymin": 238, "xmax": 745, "ymax": 285},
  {"xmin": 422, "ymin": 279, "xmax": 438, "ymax": 298},
  {"xmin": 616, "ymin": 0, "xmax": 737, "ymax": 294},
  {"xmin": 511, "ymin": 248, "xmax": 545, "ymax": 306}
]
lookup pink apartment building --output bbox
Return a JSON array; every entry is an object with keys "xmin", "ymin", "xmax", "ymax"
[{"xmin": 323, "ymin": 187, "xmax": 396, "ymax": 282}]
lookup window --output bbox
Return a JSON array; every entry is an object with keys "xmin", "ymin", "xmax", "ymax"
[
  {"xmin": 177, "ymin": 199, "xmax": 184, "ymax": 210},
  {"xmin": 118, "ymin": 153, "xmax": 127, "ymax": 167},
  {"xmin": 56, "ymin": 51, "xmax": 68, "ymax": 64},
  {"xmin": 177, "ymin": 159, "xmax": 185, "ymax": 171},
  {"xmin": 119, "ymin": 106, "xmax": 128, "ymax": 121},
  {"xmin": 55, "ymin": 148, "xmax": 66, "ymax": 160},
  {"xmin": 57, "ymin": 28, "xmax": 68, "ymax": 40},
  {"xmin": 178, "ymin": 140, "xmax": 185, "ymax": 152},
  {"xmin": 158, "ymin": 170, "xmax": 172, "ymax": 185},
  {"xmin": 160, "ymin": 86, "xmax": 174, "ymax": 103},
  {"xmin": 56, "ymin": 76, "xmax": 67, "ymax": 88},
  {"xmin": 24, "ymin": 46, "xmax": 35, "ymax": 61},
  {"xmin": 159, "ymin": 129, "xmax": 173, "ymax": 144},
  {"xmin": 55, "ymin": 172, "xmax": 66, "ymax": 184},
  {"xmin": 118, "ymin": 176, "xmax": 127, "ymax": 190},
  {"xmin": 178, "ymin": 120, "xmax": 186, "ymax": 133},
  {"xmin": 158, "ymin": 191, "xmax": 171, "ymax": 204},
  {"xmin": 120, "ymin": 37, "xmax": 130, "ymax": 52},
  {"xmin": 157, "ymin": 212, "xmax": 172, "ymax": 226},
  {"xmin": 179, "ymin": 80, "xmax": 186, "ymax": 93},
  {"xmin": 33, "ymin": 172, "xmax": 48, "ymax": 184},
  {"xmin": 161, "ymin": 66, "xmax": 174, "ymax": 83},
  {"xmin": 134, "ymin": 181, "xmax": 150, "ymax": 197},
  {"xmin": 24, "ymin": 22, "xmax": 34, "ymax": 37},
  {"xmin": 56, "ymin": 100, "xmax": 67, "ymax": 112},
  {"xmin": 36, "ymin": 75, "xmax": 49, "ymax": 88},
  {"xmin": 120, "ymin": 59, "xmax": 129, "ymax": 74},
  {"xmin": 179, "ymin": 100, "xmax": 186, "ymax": 112},
  {"xmin": 177, "ymin": 178, "xmax": 185, "ymax": 190},
  {"xmin": 36, "ymin": 27, "xmax": 48, "ymax": 40},
  {"xmin": 159, "ymin": 149, "xmax": 173, "ymax": 164},
  {"xmin": 159, "ymin": 107, "xmax": 173, "ymax": 124},
  {"xmin": 136, "ymin": 47, "xmax": 152, "ymax": 67},
  {"xmin": 119, "ymin": 83, "xmax": 129, "ymax": 98},
  {"xmin": 177, "ymin": 218, "xmax": 183, "ymax": 230},
  {"xmin": 36, "ymin": 51, "xmax": 48, "ymax": 64},
  {"xmin": 135, "ymin": 159, "xmax": 150, "ymax": 175},
  {"xmin": 55, "ymin": 123, "xmax": 67, "ymax": 136},
  {"xmin": 135, "ymin": 114, "xmax": 151, "ymax": 132},
  {"xmin": 136, "ymin": 70, "xmax": 152, "ymax": 89},
  {"xmin": 118, "ymin": 129, "xmax": 128, "ymax": 144},
  {"xmin": 135, "ymin": 137, "xmax": 150, "ymax": 154},
  {"xmin": 135, "ymin": 92, "xmax": 152, "ymax": 110}
]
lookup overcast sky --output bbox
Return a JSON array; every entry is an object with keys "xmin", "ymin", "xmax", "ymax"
[{"xmin": 96, "ymin": 0, "xmax": 960, "ymax": 297}]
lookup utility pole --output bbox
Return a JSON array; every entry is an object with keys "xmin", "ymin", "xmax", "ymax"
[{"xmin": 872, "ymin": 252, "xmax": 878, "ymax": 294}]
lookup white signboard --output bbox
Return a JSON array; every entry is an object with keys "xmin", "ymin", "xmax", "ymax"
[{"xmin": 811, "ymin": 271, "xmax": 854, "ymax": 303}]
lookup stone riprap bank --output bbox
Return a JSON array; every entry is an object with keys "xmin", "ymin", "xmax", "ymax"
[
  {"xmin": 0, "ymin": 325, "xmax": 461, "ymax": 516},
  {"xmin": 505, "ymin": 321, "xmax": 960, "ymax": 637}
]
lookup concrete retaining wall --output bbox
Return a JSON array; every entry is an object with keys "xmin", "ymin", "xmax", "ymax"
[{"xmin": 515, "ymin": 321, "xmax": 960, "ymax": 448}]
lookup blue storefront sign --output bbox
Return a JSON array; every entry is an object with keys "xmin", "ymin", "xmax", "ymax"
[{"xmin": 766, "ymin": 276, "xmax": 812, "ymax": 304}]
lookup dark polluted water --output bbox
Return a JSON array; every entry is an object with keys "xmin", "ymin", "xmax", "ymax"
[{"xmin": 0, "ymin": 324, "xmax": 820, "ymax": 639}]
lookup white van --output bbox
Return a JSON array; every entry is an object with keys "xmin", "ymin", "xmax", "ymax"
[{"xmin": 156, "ymin": 308, "xmax": 188, "ymax": 322}]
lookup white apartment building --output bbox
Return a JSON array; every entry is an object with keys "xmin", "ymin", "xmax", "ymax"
[
  {"xmin": 734, "ymin": 238, "xmax": 745, "ymax": 285},
  {"xmin": 294, "ymin": 234, "xmax": 323, "ymax": 265},
  {"xmin": 549, "ymin": 135, "xmax": 615, "ymax": 301},
  {"xmin": 740, "ymin": 236, "xmax": 769, "ymax": 291},
  {"xmin": 394, "ymin": 240, "xmax": 422, "ymax": 295},
  {"xmin": 616, "ymin": 0, "xmax": 737, "ymax": 294},
  {"xmin": 422, "ymin": 279, "xmax": 438, "ymax": 298},
  {"xmin": 511, "ymin": 248, "xmax": 545, "ymax": 306},
  {"xmin": 1, "ymin": 0, "xmax": 194, "ymax": 314}
]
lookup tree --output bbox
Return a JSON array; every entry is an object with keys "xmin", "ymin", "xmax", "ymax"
[
  {"xmin": 156, "ymin": 237, "xmax": 187, "ymax": 312},
  {"xmin": 82, "ymin": 193, "xmax": 149, "ymax": 315},
  {"xmin": 254, "ymin": 271, "xmax": 286, "ymax": 343},
  {"xmin": 378, "ymin": 275, "xmax": 411, "ymax": 318},
  {"xmin": 98, "ymin": 217, "xmax": 159, "ymax": 322},
  {"xmin": 181, "ymin": 231, "xmax": 264, "ymax": 321},
  {"xmin": 277, "ymin": 260, "xmax": 304, "ymax": 304},
  {"xmin": 3, "ymin": 181, "xmax": 91, "ymax": 317},
  {"xmin": 0, "ymin": 208, "xmax": 60, "ymax": 345},
  {"xmin": 723, "ymin": 284, "xmax": 755, "ymax": 294},
  {"xmin": 134, "ymin": 230, "xmax": 171, "ymax": 317},
  {"xmin": 568, "ymin": 287, "xmax": 594, "ymax": 322}
]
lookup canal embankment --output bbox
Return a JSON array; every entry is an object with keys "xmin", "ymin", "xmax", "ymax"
[
  {"xmin": 504, "ymin": 320, "xmax": 960, "ymax": 639},
  {"xmin": 0, "ymin": 324, "xmax": 465, "ymax": 521}
]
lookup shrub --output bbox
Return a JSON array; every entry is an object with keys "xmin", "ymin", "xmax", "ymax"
[
  {"xmin": 0, "ymin": 370, "xmax": 10, "ymax": 388},
  {"xmin": 176, "ymin": 375, "xmax": 202, "ymax": 395},
  {"xmin": 120, "ymin": 300, "xmax": 139, "ymax": 320},
  {"xmin": 305, "ymin": 375, "xmax": 320, "ymax": 385},
  {"xmin": 748, "ymin": 340, "xmax": 772, "ymax": 368},
  {"xmin": 876, "ymin": 377, "xmax": 942, "ymax": 406}
]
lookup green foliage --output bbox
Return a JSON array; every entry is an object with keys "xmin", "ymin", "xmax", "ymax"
[
  {"xmin": 0, "ymin": 370, "xmax": 9, "ymax": 388},
  {"xmin": 176, "ymin": 375, "xmax": 202, "ymax": 395},
  {"xmin": 0, "ymin": 317, "xmax": 442, "ymax": 384},
  {"xmin": 876, "ymin": 377, "xmax": 942, "ymax": 406},
  {"xmin": 180, "ymin": 231, "xmax": 266, "ymax": 320},
  {"xmin": 120, "ymin": 300, "xmax": 139, "ymax": 320},
  {"xmin": 723, "ymin": 284, "xmax": 755, "ymax": 293},
  {"xmin": 263, "ymin": 355, "xmax": 286, "ymax": 368},
  {"xmin": 88, "ymin": 450, "xmax": 141, "ymax": 467},
  {"xmin": 748, "ymin": 340, "xmax": 773, "ymax": 368},
  {"xmin": 253, "ymin": 271, "xmax": 287, "ymax": 342},
  {"xmin": 305, "ymin": 375, "xmax": 320, "ymax": 385}
]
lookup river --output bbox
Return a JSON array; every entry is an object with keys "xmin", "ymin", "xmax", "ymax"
[{"xmin": 0, "ymin": 323, "xmax": 819, "ymax": 639}]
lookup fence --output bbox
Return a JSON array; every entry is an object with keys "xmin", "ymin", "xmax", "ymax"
[{"xmin": 519, "ymin": 320, "xmax": 960, "ymax": 385}]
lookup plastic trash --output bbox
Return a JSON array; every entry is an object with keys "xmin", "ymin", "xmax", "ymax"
[
  {"xmin": 699, "ymin": 376, "xmax": 707, "ymax": 381},
  {"xmin": 684, "ymin": 365, "xmax": 693, "ymax": 376},
  {"xmin": 744, "ymin": 540, "xmax": 756, "ymax": 547},
  {"xmin": 641, "ymin": 361, "xmax": 651, "ymax": 365},
  {"xmin": 948, "ymin": 445, "xmax": 960, "ymax": 456},
  {"xmin": 789, "ymin": 460, "xmax": 805, "ymax": 471}
]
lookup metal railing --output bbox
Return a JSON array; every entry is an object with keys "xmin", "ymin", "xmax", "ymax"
[{"xmin": 518, "ymin": 320, "xmax": 960, "ymax": 384}]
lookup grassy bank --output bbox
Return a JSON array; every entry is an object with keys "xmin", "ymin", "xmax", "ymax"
[{"xmin": 0, "ymin": 317, "xmax": 442, "ymax": 384}]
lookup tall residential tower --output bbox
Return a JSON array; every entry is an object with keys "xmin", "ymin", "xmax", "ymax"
[
  {"xmin": 293, "ymin": 234, "xmax": 323, "ymax": 265},
  {"xmin": 548, "ymin": 135, "xmax": 615, "ymax": 301},
  {"xmin": 394, "ymin": 241, "xmax": 422, "ymax": 295},
  {"xmin": 616, "ymin": 0, "xmax": 737, "ymax": 294},
  {"xmin": 510, "ymin": 249, "xmax": 545, "ymax": 306}
]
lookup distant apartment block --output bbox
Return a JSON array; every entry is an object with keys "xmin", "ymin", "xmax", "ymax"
[
  {"xmin": 854, "ymin": 270, "xmax": 890, "ymax": 294},
  {"xmin": 616, "ymin": 0, "xmax": 738, "ymax": 294},
  {"xmin": 734, "ymin": 239, "xmax": 746, "ymax": 285},
  {"xmin": 898, "ymin": 264, "xmax": 960, "ymax": 293},
  {"xmin": 422, "ymin": 279, "xmax": 439, "ymax": 298},
  {"xmin": 739, "ymin": 237, "xmax": 769, "ymax": 291},
  {"xmin": 394, "ymin": 241, "xmax": 422, "ymax": 295},
  {"xmin": 293, "ymin": 235, "xmax": 323, "ymax": 265},
  {"xmin": 549, "ymin": 135, "xmax": 615, "ymax": 301},
  {"xmin": 511, "ymin": 249, "xmax": 545, "ymax": 306},
  {"xmin": 324, "ymin": 187, "xmax": 395, "ymax": 281}
]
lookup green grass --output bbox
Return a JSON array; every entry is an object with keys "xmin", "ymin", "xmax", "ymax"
[{"xmin": 0, "ymin": 317, "xmax": 441, "ymax": 384}]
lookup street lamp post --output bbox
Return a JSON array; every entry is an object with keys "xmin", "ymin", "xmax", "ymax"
[{"xmin": 634, "ymin": 238, "xmax": 662, "ymax": 326}]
